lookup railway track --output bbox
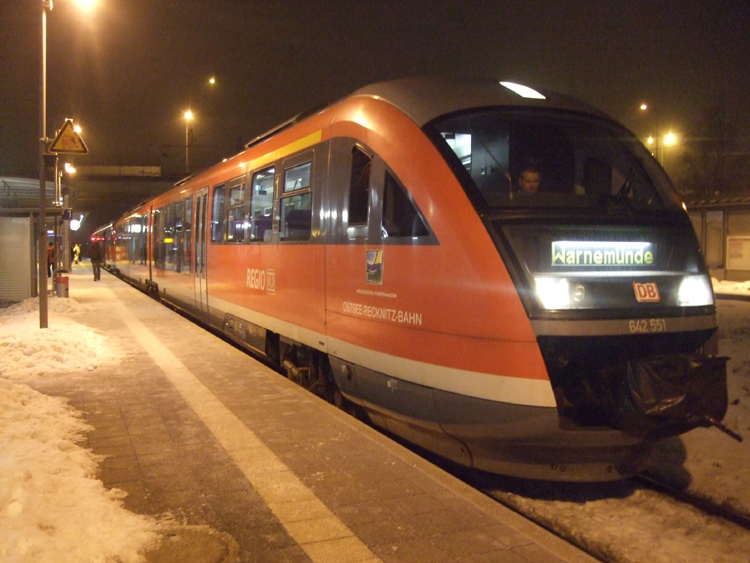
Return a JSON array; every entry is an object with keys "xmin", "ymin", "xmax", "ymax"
[{"xmin": 450, "ymin": 468, "xmax": 750, "ymax": 563}]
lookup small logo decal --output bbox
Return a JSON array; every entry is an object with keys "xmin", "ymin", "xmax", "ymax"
[
  {"xmin": 633, "ymin": 282, "xmax": 660, "ymax": 303},
  {"xmin": 366, "ymin": 249, "xmax": 383, "ymax": 285},
  {"xmin": 246, "ymin": 268, "xmax": 275, "ymax": 294}
]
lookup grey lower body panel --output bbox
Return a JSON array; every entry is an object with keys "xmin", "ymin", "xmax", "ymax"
[{"xmin": 330, "ymin": 355, "xmax": 651, "ymax": 482}]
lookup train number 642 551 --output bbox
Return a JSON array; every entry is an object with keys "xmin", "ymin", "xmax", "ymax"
[{"xmin": 628, "ymin": 318, "xmax": 667, "ymax": 333}]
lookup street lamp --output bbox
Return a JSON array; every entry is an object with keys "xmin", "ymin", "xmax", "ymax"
[
  {"xmin": 39, "ymin": 1, "xmax": 51, "ymax": 328},
  {"xmin": 184, "ymin": 110, "xmax": 193, "ymax": 174},
  {"xmin": 38, "ymin": 0, "xmax": 97, "ymax": 327},
  {"xmin": 646, "ymin": 131, "xmax": 677, "ymax": 166},
  {"xmin": 639, "ymin": 102, "xmax": 678, "ymax": 166}
]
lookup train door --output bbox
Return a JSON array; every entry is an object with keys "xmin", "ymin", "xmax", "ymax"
[
  {"xmin": 194, "ymin": 188, "xmax": 209, "ymax": 318},
  {"xmin": 147, "ymin": 207, "xmax": 153, "ymax": 283},
  {"xmin": 324, "ymin": 138, "xmax": 437, "ymax": 429}
]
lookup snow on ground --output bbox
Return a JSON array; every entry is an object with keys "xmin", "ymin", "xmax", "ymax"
[
  {"xmin": 713, "ymin": 278, "xmax": 750, "ymax": 299},
  {"xmin": 476, "ymin": 280, "xmax": 750, "ymax": 563},
  {"xmin": 0, "ymin": 296, "xmax": 159, "ymax": 563},
  {"xmin": 0, "ymin": 279, "xmax": 748, "ymax": 562},
  {"xmin": 646, "ymin": 280, "xmax": 750, "ymax": 515},
  {"xmin": 0, "ymin": 296, "xmax": 124, "ymax": 380}
]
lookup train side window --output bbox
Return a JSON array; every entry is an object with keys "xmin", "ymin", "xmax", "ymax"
[
  {"xmin": 154, "ymin": 208, "xmax": 165, "ymax": 268},
  {"xmin": 250, "ymin": 167, "xmax": 275, "ymax": 242},
  {"xmin": 280, "ymin": 161, "xmax": 312, "ymax": 241},
  {"xmin": 227, "ymin": 181, "xmax": 246, "ymax": 242},
  {"xmin": 349, "ymin": 147, "xmax": 371, "ymax": 225},
  {"xmin": 211, "ymin": 185, "xmax": 225, "ymax": 242},
  {"xmin": 382, "ymin": 171, "xmax": 429, "ymax": 238},
  {"xmin": 346, "ymin": 147, "xmax": 371, "ymax": 240},
  {"xmin": 165, "ymin": 203, "xmax": 177, "ymax": 270},
  {"xmin": 183, "ymin": 196, "xmax": 192, "ymax": 273},
  {"xmin": 174, "ymin": 200, "xmax": 184, "ymax": 272}
]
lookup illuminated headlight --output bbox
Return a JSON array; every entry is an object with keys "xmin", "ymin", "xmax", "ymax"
[
  {"xmin": 535, "ymin": 277, "xmax": 570, "ymax": 309},
  {"xmin": 678, "ymin": 275, "xmax": 714, "ymax": 306}
]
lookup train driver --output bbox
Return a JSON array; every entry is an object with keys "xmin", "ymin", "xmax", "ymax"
[{"xmin": 518, "ymin": 164, "xmax": 542, "ymax": 194}]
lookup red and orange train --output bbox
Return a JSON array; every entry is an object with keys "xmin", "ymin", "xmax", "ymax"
[{"xmin": 94, "ymin": 77, "xmax": 727, "ymax": 481}]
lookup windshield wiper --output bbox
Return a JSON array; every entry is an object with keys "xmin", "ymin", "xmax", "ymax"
[
  {"xmin": 615, "ymin": 167, "xmax": 636, "ymax": 201},
  {"xmin": 598, "ymin": 166, "xmax": 636, "ymax": 210}
]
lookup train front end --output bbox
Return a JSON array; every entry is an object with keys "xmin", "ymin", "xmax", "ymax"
[{"xmin": 422, "ymin": 82, "xmax": 728, "ymax": 480}]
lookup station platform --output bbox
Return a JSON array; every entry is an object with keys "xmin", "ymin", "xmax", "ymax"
[{"xmin": 35, "ymin": 268, "xmax": 600, "ymax": 563}]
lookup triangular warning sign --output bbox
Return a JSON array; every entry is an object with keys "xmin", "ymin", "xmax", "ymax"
[{"xmin": 49, "ymin": 119, "xmax": 89, "ymax": 154}]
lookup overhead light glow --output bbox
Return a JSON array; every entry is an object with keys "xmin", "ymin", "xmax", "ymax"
[
  {"xmin": 73, "ymin": 0, "xmax": 98, "ymax": 12},
  {"xmin": 500, "ymin": 81, "xmax": 546, "ymax": 100}
]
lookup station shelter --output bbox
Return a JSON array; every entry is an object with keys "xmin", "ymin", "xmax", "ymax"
[
  {"xmin": 0, "ymin": 177, "xmax": 63, "ymax": 302},
  {"xmin": 687, "ymin": 196, "xmax": 750, "ymax": 282}
]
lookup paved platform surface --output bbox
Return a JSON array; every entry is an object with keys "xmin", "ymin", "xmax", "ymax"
[{"xmin": 33, "ymin": 268, "xmax": 600, "ymax": 563}]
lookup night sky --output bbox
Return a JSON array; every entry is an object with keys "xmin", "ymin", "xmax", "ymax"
[{"xmin": 1, "ymin": 0, "xmax": 749, "ymax": 178}]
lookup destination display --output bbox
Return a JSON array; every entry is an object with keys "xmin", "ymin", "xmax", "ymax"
[{"xmin": 551, "ymin": 241, "xmax": 655, "ymax": 267}]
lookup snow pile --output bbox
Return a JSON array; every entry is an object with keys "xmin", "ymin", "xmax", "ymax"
[
  {"xmin": 0, "ymin": 297, "xmax": 123, "ymax": 379},
  {"xmin": 0, "ymin": 296, "xmax": 160, "ymax": 562},
  {"xmin": 0, "ymin": 380, "xmax": 159, "ymax": 562},
  {"xmin": 713, "ymin": 278, "xmax": 750, "ymax": 297}
]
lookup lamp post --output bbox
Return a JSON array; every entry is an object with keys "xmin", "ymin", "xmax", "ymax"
[
  {"xmin": 639, "ymin": 102, "xmax": 677, "ymax": 167},
  {"xmin": 38, "ymin": 1, "xmax": 50, "ymax": 328},
  {"xmin": 207, "ymin": 77, "xmax": 216, "ymax": 160},
  {"xmin": 184, "ymin": 110, "xmax": 193, "ymax": 174},
  {"xmin": 38, "ymin": 0, "xmax": 96, "ymax": 327}
]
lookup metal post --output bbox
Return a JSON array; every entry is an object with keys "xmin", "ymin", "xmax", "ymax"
[
  {"xmin": 62, "ymin": 186, "xmax": 71, "ymax": 272},
  {"xmin": 53, "ymin": 157, "xmax": 60, "ymax": 274},
  {"xmin": 38, "ymin": 3, "xmax": 49, "ymax": 328}
]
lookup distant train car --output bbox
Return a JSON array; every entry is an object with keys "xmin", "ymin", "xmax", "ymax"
[{"xmin": 97, "ymin": 77, "xmax": 728, "ymax": 481}]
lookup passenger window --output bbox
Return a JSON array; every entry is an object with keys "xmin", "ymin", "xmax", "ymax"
[
  {"xmin": 227, "ymin": 181, "xmax": 246, "ymax": 242},
  {"xmin": 183, "ymin": 196, "xmax": 192, "ymax": 273},
  {"xmin": 163, "ymin": 204, "xmax": 176, "ymax": 270},
  {"xmin": 284, "ymin": 162, "xmax": 311, "ymax": 193},
  {"xmin": 153, "ymin": 209, "xmax": 163, "ymax": 268},
  {"xmin": 229, "ymin": 183, "xmax": 245, "ymax": 206},
  {"xmin": 211, "ymin": 185, "xmax": 225, "ymax": 242},
  {"xmin": 382, "ymin": 171, "xmax": 429, "ymax": 238},
  {"xmin": 174, "ymin": 200, "xmax": 184, "ymax": 271},
  {"xmin": 280, "ymin": 162, "xmax": 312, "ymax": 241},
  {"xmin": 250, "ymin": 167, "xmax": 275, "ymax": 242},
  {"xmin": 348, "ymin": 147, "xmax": 370, "ymax": 225}
]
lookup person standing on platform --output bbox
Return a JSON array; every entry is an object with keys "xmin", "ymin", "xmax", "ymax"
[
  {"xmin": 47, "ymin": 242, "xmax": 54, "ymax": 278},
  {"xmin": 89, "ymin": 240, "xmax": 103, "ymax": 281}
]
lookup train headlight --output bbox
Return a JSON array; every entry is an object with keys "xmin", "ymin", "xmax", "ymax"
[
  {"xmin": 678, "ymin": 275, "xmax": 714, "ymax": 307},
  {"xmin": 534, "ymin": 276, "xmax": 570, "ymax": 309}
]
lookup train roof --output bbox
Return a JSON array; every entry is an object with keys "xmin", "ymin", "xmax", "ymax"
[
  {"xmin": 349, "ymin": 76, "xmax": 607, "ymax": 127},
  {"xmin": 242, "ymin": 76, "xmax": 608, "ymax": 154}
]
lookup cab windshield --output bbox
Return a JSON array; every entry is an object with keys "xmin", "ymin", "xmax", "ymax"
[{"xmin": 430, "ymin": 110, "xmax": 681, "ymax": 212}]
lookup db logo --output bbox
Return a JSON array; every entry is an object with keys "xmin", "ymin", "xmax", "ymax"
[{"xmin": 633, "ymin": 282, "xmax": 660, "ymax": 303}]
